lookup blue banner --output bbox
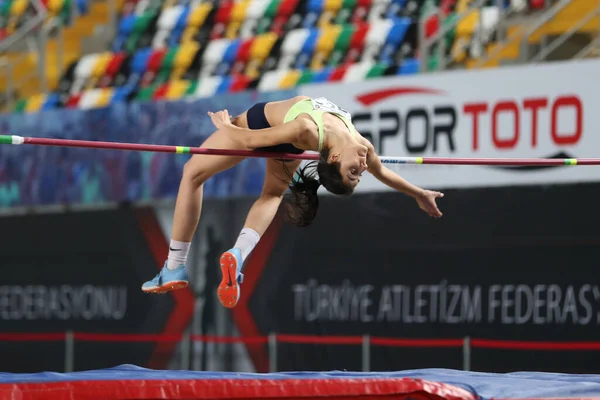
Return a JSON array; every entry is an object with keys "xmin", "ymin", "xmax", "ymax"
[{"xmin": 0, "ymin": 90, "xmax": 297, "ymax": 208}]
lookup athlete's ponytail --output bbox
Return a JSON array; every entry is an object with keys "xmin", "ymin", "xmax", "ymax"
[
  {"xmin": 286, "ymin": 162, "xmax": 321, "ymax": 227},
  {"xmin": 285, "ymin": 149, "xmax": 353, "ymax": 227}
]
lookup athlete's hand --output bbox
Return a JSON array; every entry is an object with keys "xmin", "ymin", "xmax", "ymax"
[
  {"xmin": 208, "ymin": 109, "xmax": 234, "ymax": 130},
  {"xmin": 416, "ymin": 190, "xmax": 444, "ymax": 218}
]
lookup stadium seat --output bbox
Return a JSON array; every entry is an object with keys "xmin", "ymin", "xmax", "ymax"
[
  {"xmin": 277, "ymin": 28, "xmax": 309, "ymax": 70},
  {"xmin": 100, "ymin": 52, "xmax": 128, "ymax": 88},
  {"xmin": 153, "ymin": 5, "xmax": 183, "ymax": 48},
  {"xmin": 194, "ymin": 76, "xmax": 222, "ymax": 98},
  {"xmin": 398, "ymin": 57, "xmax": 420, "ymax": 74},
  {"xmin": 182, "ymin": 2, "xmax": 212, "ymax": 43},
  {"xmin": 88, "ymin": 52, "xmax": 113, "ymax": 88},
  {"xmin": 310, "ymin": 24, "xmax": 341, "ymax": 70},
  {"xmin": 271, "ymin": 0, "xmax": 299, "ymax": 34},
  {"xmin": 71, "ymin": 53, "xmax": 99, "ymax": 94},
  {"xmin": 168, "ymin": 4, "xmax": 191, "ymax": 46},
  {"xmin": 202, "ymin": 38, "xmax": 232, "ymax": 76},
  {"xmin": 294, "ymin": 28, "xmax": 319, "ymax": 69},
  {"xmin": 141, "ymin": 48, "xmax": 167, "ymax": 86},
  {"xmin": 211, "ymin": 1, "xmax": 234, "ymax": 40},
  {"xmin": 6, "ymin": 0, "xmax": 555, "ymax": 111},
  {"xmin": 239, "ymin": 0, "xmax": 269, "ymax": 38},
  {"xmin": 343, "ymin": 60, "xmax": 374, "ymax": 82},
  {"xmin": 110, "ymin": 85, "xmax": 135, "ymax": 103},
  {"xmin": 42, "ymin": 92, "xmax": 61, "ymax": 110},
  {"xmin": 344, "ymin": 21, "xmax": 369, "ymax": 64},
  {"xmin": 95, "ymin": 87, "xmax": 114, "ymax": 107},
  {"xmin": 78, "ymin": 88, "xmax": 102, "ymax": 109},
  {"xmin": 378, "ymin": 17, "xmax": 410, "ymax": 64},
  {"xmin": 258, "ymin": 69, "xmax": 288, "ymax": 91},
  {"xmin": 24, "ymin": 93, "xmax": 46, "ymax": 113},
  {"xmin": 171, "ymin": 41, "xmax": 200, "ymax": 80},
  {"xmin": 218, "ymin": 38, "xmax": 242, "ymax": 75},
  {"xmin": 329, "ymin": 64, "xmax": 349, "ymax": 81},
  {"xmin": 225, "ymin": 0, "xmax": 250, "ymax": 39},
  {"xmin": 245, "ymin": 32, "xmax": 279, "ymax": 79},
  {"xmin": 230, "ymin": 74, "xmax": 252, "ymax": 92}
]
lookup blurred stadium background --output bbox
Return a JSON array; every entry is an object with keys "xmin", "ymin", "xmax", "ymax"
[{"xmin": 0, "ymin": 0, "xmax": 599, "ymax": 377}]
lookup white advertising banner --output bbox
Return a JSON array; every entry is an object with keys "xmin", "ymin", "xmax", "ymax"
[{"xmin": 299, "ymin": 59, "xmax": 600, "ymax": 191}]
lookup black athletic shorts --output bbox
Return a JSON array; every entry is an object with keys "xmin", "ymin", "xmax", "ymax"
[{"xmin": 246, "ymin": 102, "xmax": 304, "ymax": 155}]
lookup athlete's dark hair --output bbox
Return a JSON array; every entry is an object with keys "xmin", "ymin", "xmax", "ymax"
[{"xmin": 284, "ymin": 149, "xmax": 354, "ymax": 227}]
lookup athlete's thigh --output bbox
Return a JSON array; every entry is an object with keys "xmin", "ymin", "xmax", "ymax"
[
  {"xmin": 261, "ymin": 159, "xmax": 302, "ymax": 196},
  {"xmin": 184, "ymin": 113, "xmax": 249, "ymax": 178}
]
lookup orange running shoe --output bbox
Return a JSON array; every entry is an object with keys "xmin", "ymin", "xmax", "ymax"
[{"xmin": 217, "ymin": 248, "xmax": 244, "ymax": 308}]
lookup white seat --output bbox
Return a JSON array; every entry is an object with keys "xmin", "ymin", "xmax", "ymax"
[
  {"xmin": 194, "ymin": 76, "xmax": 222, "ymax": 98},
  {"xmin": 343, "ymin": 61, "xmax": 374, "ymax": 83},
  {"xmin": 257, "ymin": 69, "xmax": 288, "ymax": 92},
  {"xmin": 201, "ymin": 38, "xmax": 231, "ymax": 75},
  {"xmin": 152, "ymin": 29, "xmax": 170, "ymax": 49},
  {"xmin": 367, "ymin": 0, "xmax": 391, "ymax": 22},
  {"xmin": 74, "ymin": 53, "xmax": 99, "ymax": 80},
  {"xmin": 70, "ymin": 54, "xmax": 99, "ymax": 94},
  {"xmin": 363, "ymin": 19, "xmax": 392, "ymax": 60},
  {"xmin": 469, "ymin": 5, "xmax": 500, "ymax": 58},
  {"xmin": 78, "ymin": 89, "xmax": 102, "ymax": 109},
  {"xmin": 157, "ymin": 5, "xmax": 184, "ymax": 31},
  {"xmin": 277, "ymin": 28, "xmax": 310, "ymax": 69},
  {"xmin": 239, "ymin": 0, "xmax": 270, "ymax": 38}
]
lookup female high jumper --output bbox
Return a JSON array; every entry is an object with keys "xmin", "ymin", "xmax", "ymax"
[{"xmin": 141, "ymin": 96, "xmax": 444, "ymax": 308}]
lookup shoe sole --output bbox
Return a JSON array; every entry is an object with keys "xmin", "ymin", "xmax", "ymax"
[
  {"xmin": 218, "ymin": 251, "xmax": 240, "ymax": 308},
  {"xmin": 142, "ymin": 281, "xmax": 188, "ymax": 294}
]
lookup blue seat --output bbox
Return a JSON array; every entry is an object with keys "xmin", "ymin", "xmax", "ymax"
[
  {"xmin": 386, "ymin": 0, "xmax": 409, "ymax": 18},
  {"xmin": 111, "ymin": 85, "xmax": 135, "ymax": 103},
  {"xmin": 302, "ymin": 0, "xmax": 323, "ymax": 28},
  {"xmin": 41, "ymin": 92, "xmax": 61, "ymax": 110},
  {"xmin": 222, "ymin": 39, "xmax": 241, "ymax": 66},
  {"xmin": 76, "ymin": 0, "xmax": 89, "ymax": 14},
  {"xmin": 397, "ymin": 58, "xmax": 420, "ymax": 75},
  {"xmin": 294, "ymin": 28, "xmax": 319, "ymax": 69},
  {"xmin": 216, "ymin": 76, "xmax": 232, "ymax": 94},
  {"xmin": 168, "ymin": 5, "xmax": 191, "ymax": 46},
  {"xmin": 112, "ymin": 14, "xmax": 137, "ymax": 52},
  {"xmin": 379, "ymin": 17, "xmax": 410, "ymax": 64},
  {"xmin": 311, "ymin": 67, "xmax": 333, "ymax": 83},
  {"xmin": 130, "ymin": 47, "xmax": 153, "ymax": 75}
]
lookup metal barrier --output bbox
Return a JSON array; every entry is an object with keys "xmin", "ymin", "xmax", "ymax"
[{"xmin": 2, "ymin": 332, "xmax": 600, "ymax": 374}]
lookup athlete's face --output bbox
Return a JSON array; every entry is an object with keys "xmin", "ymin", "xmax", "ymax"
[{"xmin": 331, "ymin": 143, "xmax": 369, "ymax": 188}]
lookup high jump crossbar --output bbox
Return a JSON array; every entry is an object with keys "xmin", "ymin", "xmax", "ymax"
[{"xmin": 1, "ymin": 134, "xmax": 599, "ymax": 166}]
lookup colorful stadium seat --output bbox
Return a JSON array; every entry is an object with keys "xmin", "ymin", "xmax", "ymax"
[{"xmin": 9, "ymin": 0, "xmax": 568, "ymax": 113}]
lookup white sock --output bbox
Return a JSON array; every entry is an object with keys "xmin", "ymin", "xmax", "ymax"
[
  {"xmin": 234, "ymin": 228, "xmax": 260, "ymax": 263},
  {"xmin": 167, "ymin": 239, "xmax": 191, "ymax": 270}
]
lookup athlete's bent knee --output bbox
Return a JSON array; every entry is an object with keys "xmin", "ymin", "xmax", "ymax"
[{"xmin": 182, "ymin": 159, "xmax": 209, "ymax": 187}]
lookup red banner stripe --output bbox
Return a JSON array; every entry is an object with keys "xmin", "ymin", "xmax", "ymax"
[
  {"xmin": 74, "ymin": 333, "xmax": 183, "ymax": 343},
  {"xmin": 2, "ymin": 333, "xmax": 600, "ymax": 351},
  {"xmin": 471, "ymin": 339, "xmax": 600, "ymax": 350},
  {"xmin": 0, "ymin": 333, "xmax": 66, "ymax": 341},
  {"xmin": 191, "ymin": 335, "xmax": 268, "ymax": 344},
  {"xmin": 371, "ymin": 338, "xmax": 464, "ymax": 348},
  {"xmin": 276, "ymin": 334, "xmax": 363, "ymax": 345}
]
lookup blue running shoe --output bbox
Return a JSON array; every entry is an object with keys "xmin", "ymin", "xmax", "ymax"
[
  {"xmin": 217, "ymin": 248, "xmax": 244, "ymax": 308},
  {"xmin": 142, "ymin": 261, "xmax": 189, "ymax": 294}
]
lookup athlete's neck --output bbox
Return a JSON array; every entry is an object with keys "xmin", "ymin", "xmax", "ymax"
[{"xmin": 325, "ymin": 129, "xmax": 354, "ymax": 155}]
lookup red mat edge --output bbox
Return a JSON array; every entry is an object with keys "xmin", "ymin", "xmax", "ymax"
[{"xmin": 0, "ymin": 378, "xmax": 476, "ymax": 400}]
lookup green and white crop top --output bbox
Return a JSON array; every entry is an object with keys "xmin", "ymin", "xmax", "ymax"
[{"xmin": 283, "ymin": 97, "xmax": 358, "ymax": 152}]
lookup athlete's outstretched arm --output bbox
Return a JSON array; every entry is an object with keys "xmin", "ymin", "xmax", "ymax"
[
  {"xmin": 208, "ymin": 109, "xmax": 315, "ymax": 150},
  {"xmin": 366, "ymin": 143, "xmax": 444, "ymax": 218}
]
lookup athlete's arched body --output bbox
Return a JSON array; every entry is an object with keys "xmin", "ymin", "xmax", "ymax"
[{"xmin": 141, "ymin": 96, "xmax": 444, "ymax": 308}]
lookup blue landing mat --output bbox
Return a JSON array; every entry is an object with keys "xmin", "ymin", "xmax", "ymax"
[{"xmin": 2, "ymin": 364, "xmax": 600, "ymax": 399}]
